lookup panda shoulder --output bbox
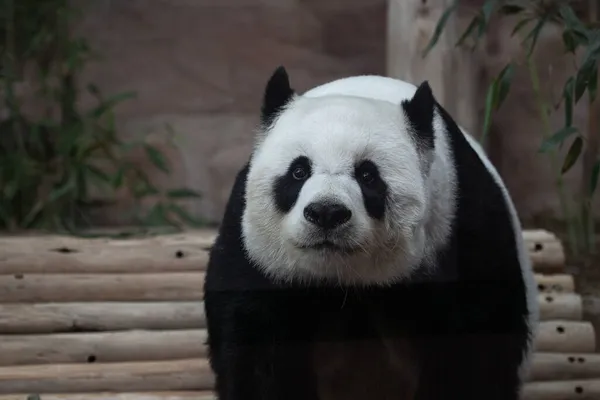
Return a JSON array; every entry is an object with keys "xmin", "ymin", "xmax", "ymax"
[{"xmin": 204, "ymin": 163, "xmax": 269, "ymax": 292}]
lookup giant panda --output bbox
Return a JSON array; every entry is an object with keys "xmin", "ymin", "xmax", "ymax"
[{"xmin": 204, "ymin": 66, "xmax": 539, "ymax": 400}]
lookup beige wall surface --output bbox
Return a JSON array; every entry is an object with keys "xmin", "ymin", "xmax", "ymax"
[
  {"xmin": 73, "ymin": 0, "xmax": 597, "ymax": 227},
  {"xmin": 73, "ymin": 0, "xmax": 387, "ymax": 225}
]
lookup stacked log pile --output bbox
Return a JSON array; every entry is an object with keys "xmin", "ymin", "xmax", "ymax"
[{"xmin": 0, "ymin": 229, "xmax": 596, "ymax": 399}]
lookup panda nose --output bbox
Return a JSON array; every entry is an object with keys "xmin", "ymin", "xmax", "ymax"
[{"xmin": 303, "ymin": 202, "xmax": 352, "ymax": 230}]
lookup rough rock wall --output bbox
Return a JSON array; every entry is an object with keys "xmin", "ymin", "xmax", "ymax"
[{"xmin": 75, "ymin": 0, "xmax": 387, "ymax": 225}]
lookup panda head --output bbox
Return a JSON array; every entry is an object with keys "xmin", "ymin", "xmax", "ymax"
[{"xmin": 241, "ymin": 66, "xmax": 451, "ymax": 286}]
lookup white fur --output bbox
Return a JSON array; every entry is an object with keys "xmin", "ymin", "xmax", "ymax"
[{"xmin": 242, "ymin": 76, "xmax": 456, "ymax": 286}]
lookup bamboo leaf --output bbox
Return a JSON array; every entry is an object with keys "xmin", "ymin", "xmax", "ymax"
[
  {"xmin": 575, "ymin": 57, "xmax": 598, "ymax": 103},
  {"xmin": 558, "ymin": 4, "xmax": 589, "ymax": 38},
  {"xmin": 524, "ymin": 15, "xmax": 548, "ymax": 56},
  {"xmin": 494, "ymin": 63, "xmax": 515, "ymax": 108},
  {"xmin": 539, "ymin": 126, "xmax": 578, "ymax": 153},
  {"xmin": 422, "ymin": 0, "xmax": 459, "ymax": 58},
  {"xmin": 167, "ymin": 203, "xmax": 205, "ymax": 227},
  {"xmin": 166, "ymin": 188, "xmax": 202, "ymax": 199},
  {"xmin": 588, "ymin": 65, "xmax": 598, "ymax": 103},
  {"xmin": 562, "ymin": 30, "xmax": 577, "ymax": 53},
  {"xmin": 499, "ymin": 3, "xmax": 525, "ymax": 15},
  {"xmin": 88, "ymin": 91, "xmax": 136, "ymax": 119},
  {"xmin": 144, "ymin": 144, "xmax": 170, "ymax": 174},
  {"xmin": 456, "ymin": 16, "xmax": 481, "ymax": 47},
  {"xmin": 561, "ymin": 136, "xmax": 583, "ymax": 174},
  {"xmin": 480, "ymin": 82, "xmax": 497, "ymax": 146},
  {"xmin": 563, "ymin": 76, "xmax": 575, "ymax": 127},
  {"xmin": 590, "ymin": 160, "xmax": 600, "ymax": 196},
  {"xmin": 511, "ymin": 17, "xmax": 533, "ymax": 37}
]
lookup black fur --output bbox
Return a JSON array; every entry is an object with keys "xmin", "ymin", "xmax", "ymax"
[
  {"xmin": 273, "ymin": 155, "xmax": 312, "ymax": 213},
  {"xmin": 354, "ymin": 160, "xmax": 388, "ymax": 220},
  {"xmin": 261, "ymin": 66, "xmax": 295, "ymax": 128},
  {"xmin": 204, "ymin": 91, "xmax": 530, "ymax": 400},
  {"xmin": 402, "ymin": 81, "xmax": 436, "ymax": 154}
]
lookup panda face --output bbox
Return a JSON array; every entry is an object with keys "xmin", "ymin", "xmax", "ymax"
[{"xmin": 242, "ymin": 68, "xmax": 442, "ymax": 286}]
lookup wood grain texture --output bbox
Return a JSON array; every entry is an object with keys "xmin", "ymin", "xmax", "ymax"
[
  {"xmin": 0, "ymin": 329, "xmax": 207, "ymax": 366},
  {"xmin": 0, "ymin": 273, "xmax": 205, "ymax": 303},
  {"xmin": 0, "ymin": 359, "xmax": 214, "ymax": 394},
  {"xmin": 0, "ymin": 302, "xmax": 205, "ymax": 334}
]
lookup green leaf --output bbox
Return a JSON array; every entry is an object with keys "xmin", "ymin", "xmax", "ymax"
[
  {"xmin": 132, "ymin": 183, "xmax": 160, "ymax": 199},
  {"xmin": 575, "ymin": 57, "xmax": 598, "ymax": 103},
  {"xmin": 480, "ymin": 82, "xmax": 497, "ymax": 146},
  {"xmin": 562, "ymin": 30, "xmax": 577, "ymax": 53},
  {"xmin": 588, "ymin": 66, "xmax": 598, "ymax": 103},
  {"xmin": 48, "ymin": 178, "xmax": 76, "ymax": 203},
  {"xmin": 558, "ymin": 4, "xmax": 589, "ymax": 38},
  {"xmin": 563, "ymin": 76, "xmax": 575, "ymax": 127},
  {"xmin": 499, "ymin": 3, "xmax": 525, "ymax": 15},
  {"xmin": 523, "ymin": 15, "xmax": 548, "ymax": 56},
  {"xmin": 590, "ymin": 160, "xmax": 600, "ymax": 196},
  {"xmin": 144, "ymin": 144, "xmax": 170, "ymax": 174},
  {"xmin": 421, "ymin": 0, "xmax": 459, "ymax": 58},
  {"xmin": 166, "ymin": 203, "xmax": 205, "ymax": 227},
  {"xmin": 166, "ymin": 188, "xmax": 202, "ymax": 199},
  {"xmin": 142, "ymin": 202, "xmax": 174, "ymax": 227},
  {"xmin": 493, "ymin": 63, "xmax": 515, "ymax": 108},
  {"xmin": 112, "ymin": 165, "xmax": 127, "ymax": 189},
  {"xmin": 88, "ymin": 91, "xmax": 137, "ymax": 119},
  {"xmin": 480, "ymin": 0, "xmax": 497, "ymax": 32},
  {"xmin": 539, "ymin": 126, "xmax": 578, "ymax": 153},
  {"xmin": 561, "ymin": 136, "xmax": 583, "ymax": 174},
  {"xmin": 85, "ymin": 164, "xmax": 112, "ymax": 184},
  {"xmin": 457, "ymin": 16, "xmax": 481, "ymax": 47},
  {"xmin": 511, "ymin": 17, "xmax": 533, "ymax": 37}
]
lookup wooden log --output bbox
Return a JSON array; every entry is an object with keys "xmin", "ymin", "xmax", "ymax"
[
  {"xmin": 0, "ymin": 273, "xmax": 204, "ymax": 303},
  {"xmin": 0, "ymin": 329, "xmax": 207, "ymax": 366},
  {"xmin": 529, "ymin": 353, "xmax": 600, "ymax": 382},
  {"xmin": 538, "ymin": 293, "xmax": 582, "ymax": 321},
  {"xmin": 528, "ymin": 241, "xmax": 566, "ymax": 271},
  {"xmin": 535, "ymin": 273, "xmax": 575, "ymax": 293},
  {"xmin": 0, "ymin": 237, "xmax": 210, "ymax": 275},
  {"xmin": 535, "ymin": 321, "xmax": 596, "ymax": 353},
  {"xmin": 523, "ymin": 230, "xmax": 565, "ymax": 270},
  {"xmin": 522, "ymin": 379, "xmax": 600, "ymax": 400},
  {"xmin": 0, "ymin": 393, "xmax": 215, "ymax": 400},
  {"xmin": 0, "ymin": 359, "xmax": 214, "ymax": 394},
  {"xmin": 0, "ymin": 229, "xmax": 562, "ymax": 275},
  {"xmin": 522, "ymin": 230, "xmax": 560, "ymax": 243},
  {"xmin": 0, "ymin": 302, "xmax": 205, "ymax": 334}
]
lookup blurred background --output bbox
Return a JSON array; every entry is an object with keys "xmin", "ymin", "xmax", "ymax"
[{"xmin": 2, "ymin": 0, "xmax": 600, "ymax": 252}]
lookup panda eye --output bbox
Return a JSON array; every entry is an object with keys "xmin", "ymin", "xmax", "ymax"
[
  {"xmin": 292, "ymin": 166, "xmax": 309, "ymax": 180},
  {"xmin": 355, "ymin": 160, "xmax": 380, "ymax": 187},
  {"xmin": 360, "ymin": 170, "xmax": 375, "ymax": 185}
]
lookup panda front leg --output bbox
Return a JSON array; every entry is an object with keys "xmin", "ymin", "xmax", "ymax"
[
  {"xmin": 214, "ymin": 342, "xmax": 318, "ymax": 400},
  {"xmin": 208, "ymin": 302, "xmax": 320, "ymax": 400},
  {"xmin": 415, "ymin": 333, "xmax": 525, "ymax": 400}
]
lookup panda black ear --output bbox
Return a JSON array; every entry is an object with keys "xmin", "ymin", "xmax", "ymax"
[
  {"xmin": 401, "ymin": 81, "xmax": 435, "ymax": 152},
  {"xmin": 261, "ymin": 66, "xmax": 295, "ymax": 128}
]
